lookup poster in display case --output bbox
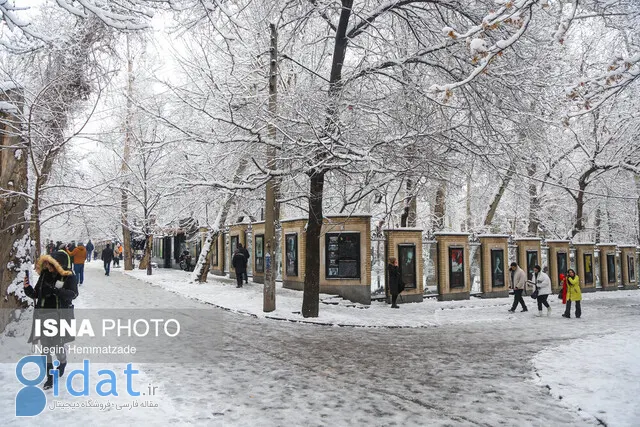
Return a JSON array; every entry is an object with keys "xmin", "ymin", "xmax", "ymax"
[{"xmin": 325, "ymin": 233, "xmax": 360, "ymax": 279}]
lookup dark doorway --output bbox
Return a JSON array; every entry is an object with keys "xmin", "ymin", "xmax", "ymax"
[{"xmin": 163, "ymin": 237, "xmax": 172, "ymax": 268}]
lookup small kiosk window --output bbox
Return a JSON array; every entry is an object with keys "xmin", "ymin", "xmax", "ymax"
[
  {"xmin": 326, "ymin": 233, "xmax": 360, "ymax": 279},
  {"xmin": 607, "ymin": 254, "xmax": 616, "ymax": 284},
  {"xmin": 584, "ymin": 253, "xmax": 593, "ymax": 284},
  {"xmin": 398, "ymin": 244, "xmax": 417, "ymax": 289},
  {"xmin": 557, "ymin": 252, "xmax": 568, "ymax": 278},
  {"xmin": 211, "ymin": 235, "xmax": 218, "ymax": 267},
  {"xmin": 230, "ymin": 235, "xmax": 239, "ymax": 257},
  {"xmin": 285, "ymin": 233, "xmax": 298, "ymax": 276},
  {"xmin": 449, "ymin": 247, "xmax": 465, "ymax": 288},
  {"xmin": 255, "ymin": 235, "xmax": 264, "ymax": 273},
  {"xmin": 490, "ymin": 249, "xmax": 505, "ymax": 288},
  {"xmin": 526, "ymin": 250, "xmax": 538, "ymax": 281}
]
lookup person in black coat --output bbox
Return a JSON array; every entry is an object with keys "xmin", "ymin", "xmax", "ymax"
[
  {"xmin": 85, "ymin": 240, "xmax": 94, "ymax": 262},
  {"xmin": 101, "ymin": 243, "xmax": 114, "ymax": 276},
  {"xmin": 239, "ymin": 243, "xmax": 250, "ymax": 284},
  {"xmin": 232, "ymin": 247, "xmax": 246, "ymax": 288},
  {"xmin": 387, "ymin": 257, "xmax": 402, "ymax": 308},
  {"xmin": 24, "ymin": 250, "xmax": 78, "ymax": 389}
]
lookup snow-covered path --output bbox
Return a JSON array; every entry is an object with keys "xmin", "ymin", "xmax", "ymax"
[{"xmin": 2, "ymin": 262, "xmax": 639, "ymax": 426}]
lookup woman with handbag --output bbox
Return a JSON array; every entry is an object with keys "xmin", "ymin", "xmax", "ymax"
[
  {"xmin": 563, "ymin": 269, "xmax": 582, "ymax": 318},
  {"xmin": 531, "ymin": 265, "xmax": 552, "ymax": 317}
]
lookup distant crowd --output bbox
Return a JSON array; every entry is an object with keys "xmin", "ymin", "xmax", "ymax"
[{"xmin": 44, "ymin": 240, "xmax": 124, "ymax": 280}]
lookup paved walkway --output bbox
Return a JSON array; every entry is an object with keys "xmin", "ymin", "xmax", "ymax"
[{"xmin": 3, "ymin": 262, "xmax": 639, "ymax": 425}]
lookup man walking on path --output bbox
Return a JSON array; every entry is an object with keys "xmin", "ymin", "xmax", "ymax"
[
  {"xmin": 240, "ymin": 243, "xmax": 250, "ymax": 284},
  {"xmin": 67, "ymin": 242, "xmax": 87, "ymax": 285},
  {"xmin": 101, "ymin": 243, "xmax": 114, "ymax": 276},
  {"xmin": 85, "ymin": 240, "xmax": 94, "ymax": 262},
  {"xmin": 232, "ymin": 245, "xmax": 246, "ymax": 288},
  {"xmin": 508, "ymin": 262, "xmax": 528, "ymax": 313}
]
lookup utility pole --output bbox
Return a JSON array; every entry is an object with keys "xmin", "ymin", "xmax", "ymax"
[
  {"xmin": 264, "ymin": 23, "xmax": 278, "ymax": 312},
  {"xmin": 121, "ymin": 34, "xmax": 134, "ymax": 270}
]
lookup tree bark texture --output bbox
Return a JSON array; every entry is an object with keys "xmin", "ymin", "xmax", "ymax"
[
  {"xmin": 302, "ymin": 0, "xmax": 353, "ymax": 317},
  {"xmin": 484, "ymin": 164, "xmax": 515, "ymax": 228},
  {"xmin": 527, "ymin": 163, "xmax": 540, "ymax": 236},
  {"xmin": 432, "ymin": 180, "xmax": 446, "ymax": 231},
  {"xmin": 0, "ymin": 89, "xmax": 29, "ymax": 333}
]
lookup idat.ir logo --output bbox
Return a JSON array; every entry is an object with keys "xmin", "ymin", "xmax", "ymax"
[{"xmin": 15, "ymin": 355, "xmax": 142, "ymax": 417}]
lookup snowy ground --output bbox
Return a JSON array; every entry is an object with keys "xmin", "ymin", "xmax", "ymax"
[{"xmin": 1, "ymin": 261, "xmax": 639, "ymax": 426}]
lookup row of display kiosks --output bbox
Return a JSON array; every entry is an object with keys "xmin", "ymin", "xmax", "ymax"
[
  {"xmin": 206, "ymin": 218, "xmax": 638, "ymax": 303},
  {"xmin": 434, "ymin": 236, "xmax": 637, "ymax": 301},
  {"xmin": 207, "ymin": 216, "xmax": 426, "ymax": 305}
]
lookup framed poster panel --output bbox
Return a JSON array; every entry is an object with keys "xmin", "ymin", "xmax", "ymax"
[
  {"xmin": 230, "ymin": 235, "xmax": 239, "ymax": 257},
  {"xmin": 255, "ymin": 235, "xmax": 264, "ymax": 273},
  {"xmin": 584, "ymin": 253, "xmax": 593, "ymax": 284},
  {"xmin": 556, "ymin": 252, "xmax": 568, "ymax": 278},
  {"xmin": 607, "ymin": 254, "xmax": 616, "ymax": 284},
  {"xmin": 490, "ymin": 249, "xmax": 505, "ymax": 288},
  {"xmin": 526, "ymin": 250, "xmax": 538, "ymax": 281},
  {"xmin": 449, "ymin": 247, "xmax": 465, "ymax": 289},
  {"xmin": 285, "ymin": 233, "xmax": 298, "ymax": 276},
  {"xmin": 211, "ymin": 235, "xmax": 218, "ymax": 266},
  {"xmin": 325, "ymin": 233, "xmax": 361, "ymax": 279},
  {"xmin": 398, "ymin": 244, "xmax": 417, "ymax": 289},
  {"xmin": 628, "ymin": 255, "xmax": 635, "ymax": 282}
]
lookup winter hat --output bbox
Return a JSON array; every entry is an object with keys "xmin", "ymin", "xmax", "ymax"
[
  {"xmin": 559, "ymin": 273, "xmax": 566, "ymax": 281},
  {"xmin": 36, "ymin": 250, "xmax": 73, "ymax": 276}
]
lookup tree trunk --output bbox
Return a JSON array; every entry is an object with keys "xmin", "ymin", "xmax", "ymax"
[
  {"xmin": 570, "ymin": 180, "xmax": 588, "ymax": 238},
  {"xmin": 594, "ymin": 207, "xmax": 601, "ymax": 244},
  {"xmin": 302, "ymin": 170, "xmax": 325, "ymax": 318},
  {"xmin": 433, "ymin": 180, "xmax": 446, "ymax": 231},
  {"xmin": 302, "ymin": 0, "xmax": 353, "ymax": 317},
  {"xmin": 0, "ymin": 88, "xmax": 30, "ymax": 333},
  {"xmin": 192, "ymin": 158, "xmax": 249, "ymax": 282},
  {"xmin": 122, "ymin": 35, "xmax": 134, "ymax": 271},
  {"xmin": 405, "ymin": 178, "xmax": 417, "ymax": 228},
  {"xmin": 139, "ymin": 235, "xmax": 153, "ymax": 275},
  {"xmin": 465, "ymin": 174, "xmax": 472, "ymax": 231},
  {"xmin": 527, "ymin": 163, "xmax": 540, "ymax": 236},
  {"xmin": 636, "ymin": 175, "xmax": 640, "ymax": 246},
  {"xmin": 484, "ymin": 164, "xmax": 515, "ymax": 228}
]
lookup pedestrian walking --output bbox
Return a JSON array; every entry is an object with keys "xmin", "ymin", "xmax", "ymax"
[
  {"xmin": 531, "ymin": 265, "xmax": 552, "ymax": 317},
  {"xmin": 563, "ymin": 269, "xmax": 582, "ymax": 318},
  {"xmin": 85, "ymin": 240, "xmax": 94, "ymax": 263},
  {"xmin": 508, "ymin": 262, "xmax": 528, "ymax": 312},
  {"xmin": 240, "ymin": 243, "xmax": 250, "ymax": 284},
  {"xmin": 67, "ymin": 242, "xmax": 87, "ymax": 285},
  {"xmin": 23, "ymin": 250, "xmax": 78, "ymax": 389},
  {"xmin": 101, "ymin": 244, "xmax": 114, "ymax": 276},
  {"xmin": 232, "ymin": 246, "xmax": 246, "ymax": 288},
  {"xmin": 387, "ymin": 257, "xmax": 402, "ymax": 308}
]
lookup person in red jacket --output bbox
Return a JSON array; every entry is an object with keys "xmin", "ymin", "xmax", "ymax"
[{"xmin": 559, "ymin": 273, "xmax": 568, "ymax": 305}]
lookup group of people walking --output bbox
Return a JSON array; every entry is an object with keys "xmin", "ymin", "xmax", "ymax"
[{"xmin": 509, "ymin": 262, "xmax": 582, "ymax": 318}]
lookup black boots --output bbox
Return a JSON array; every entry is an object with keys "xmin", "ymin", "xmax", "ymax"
[
  {"xmin": 43, "ymin": 363, "xmax": 54, "ymax": 390},
  {"xmin": 43, "ymin": 361, "xmax": 67, "ymax": 390}
]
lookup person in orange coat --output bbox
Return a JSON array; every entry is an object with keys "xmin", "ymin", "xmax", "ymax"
[{"xmin": 67, "ymin": 242, "xmax": 87, "ymax": 285}]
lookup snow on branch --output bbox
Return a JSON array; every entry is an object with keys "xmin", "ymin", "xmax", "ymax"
[{"xmin": 566, "ymin": 53, "xmax": 640, "ymax": 117}]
